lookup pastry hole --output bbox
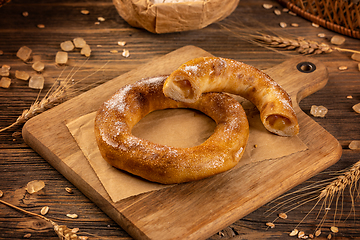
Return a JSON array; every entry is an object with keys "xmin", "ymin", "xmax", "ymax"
[{"xmin": 132, "ymin": 109, "xmax": 216, "ymax": 148}]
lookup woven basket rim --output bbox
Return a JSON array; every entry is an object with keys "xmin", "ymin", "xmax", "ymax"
[{"xmin": 277, "ymin": 0, "xmax": 360, "ymax": 39}]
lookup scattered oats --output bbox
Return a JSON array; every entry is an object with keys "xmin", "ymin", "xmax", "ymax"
[
  {"xmin": 338, "ymin": 66, "xmax": 348, "ymax": 71},
  {"xmin": 289, "ymin": 229, "xmax": 299, "ymax": 236},
  {"xmin": 26, "ymin": 180, "xmax": 45, "ymax": 194},
  {"xmin": 0, "ymin": 77, "xmax": 11, "ymax": 88},
  {"xmin": 2, "ymin": 64, "xmax": 10, "ymax": 71},
  {"xmin": 40, "ymin": 206, "xmax": 49, "ymax": 215},
  {"xmin": 325, "ymin": 207, "xmax": 331, "ymax": 211},
  {"xmin": 288, "ymin": 11, "xmax": 297, "ymax": 16},
  {"xmin": 0, "ymin": 190, "xmax": 3, "ymax": 197},
  {"xmin": 280, "ymin": 22, "xmax": 287, "ymax": 28},
  {"xmin": 80, "ymin": 44, "xmax": 91, "ymax": 57},
  {"xmin": 65, "ymin": 187, "xmax": 73, "ymax": 193},
  {"xmin": 29, "ymin": 75, "xmax": 45, "ymax": 90},
  {"xmin": 310, "ymin": 105, "xmax": 328, "ymax": 117},
  {"xmin": 71, "ymin": 228, "xmax": 80, "ymax": 233},
  {"xmin": 0, "ymin": 50, "xmax": 3, "ymax": 55},
  {"xmin": 282, "ymin": 8, "xmax": 289, "ymax": 12},
  {"xmin": 349, "ymin": 140, "xmax": 360, "ymax": 150},
  {"xmin": 291, "ymin": 23, "xmax": 299, "ymax": 27},
  {"xmin": 347, "ymin": 95, "xmax": 353, "ymax": 99},
  {"xmin": 330, "ymin": 226, "xmax": 338, "ymax": 233},
  {"xmin": 66, "ymin": 213, "xmax": 78, "ymax": 219},
  {"xmin": 81, "ymin": 9, "xmax": 89, "ymax": 15},
  {"xmin": 312, "ymin": 23, "xmax": 319, "ymax": 28},
  {"xmin": 23, "ymin": 233, "xmax": 31, "ymax": 238},
  {"xmin": 97, "ymin": 44, "xmax": 102, "ymax": 47},
  {"xmin": 327, "ymin": 233, "xmax": 332, "ymax": 239},
  {"xmin": 60, "ymin": 40, "xmax": 75, "ymax": 51},
  {"xmin": 118, "ymin": 41, "xmax": 126, "ymax": 46},
  {"xmin": 262, "ymin": 3, "xmax": 273, "ymax": 9},
  {"xmin": 98, "ymin": 17, "xmax": 105, "ymax": 22},
  {"xmin": 32, "ymin": 61, "xmax": 45, "ymax": 72},
  {"xmin": 309, "ymin": 234, "xmax": 314, "ymax": 239},
  {"xmin": 266, "ymin": 222, "xmax": 275, "ymax": 228},
  {"xmin": 22, "ymin": 11, "xmax": 29, "ymax": 17},
  {"xmin": 15, "ymin": 70, "xmax": 30, "ymax": 81},
  {"xmin": 79, "ymin": 237, "xmax": 89, "ymax": 240},
  {"xmin": 37, "ymin": 24, "xmax": 45, "ymax": 29},
  {"xmin": 351, "ymin": 53, "xmax": 360, "ymax": 62},
  {"xmin": 274, "ymin": 9, "xmax": 281, "ymax": 15},
  {"xmin": 298, "ymin": 231, "xmax": 305, "ymax": 238},
  {"xmin": 331, "ymin": 35, "xmax": 346, "ymax": 45},
  {"xmin": 279, "ymin": 212, "xmax": 287, "ymax": 219},
  {"xmin": 16, "ymin": 46, "xmax": 32, "ymax": 62},
  {"xmin": 110, "ymin": 50, "xmax": 118, "ymax": 53},
  {"xmin": 73, "ymin": 37, "xmax": 87, "ymax": 48},
  {"xmin": 354, "ymin": 103, "xmax": 360, "ymax": 113},
  {"xmin": 315, "ymin": 229, "xmax": 321, "ymax": 237},
  {"xmin": 55, "ymin": 51, "xmax": 68, "ymax": 65},
  {"xmin": 318, "ymin": 33, "xmax": 326, "ymax": 38},
  {"xmin": 94, "ymin": 21, "xmax": 100, "ymax": 25},
  {"xmin": 122, "ymin": 49, "xmax": 130, "ymax": 57}
]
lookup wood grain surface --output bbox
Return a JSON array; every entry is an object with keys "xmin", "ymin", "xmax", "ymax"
[{"xmin": 0, "ymin": 0, "xmax": 359, "ymax": 239}]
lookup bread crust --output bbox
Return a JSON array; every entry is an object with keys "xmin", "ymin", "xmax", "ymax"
[
  {"xmin": 94, "ymin": 76, "xmax": 249, "ymax": 184},
  {"xmin": 163, "ymin": 57, "xmax": 299, "ymax": 136}
]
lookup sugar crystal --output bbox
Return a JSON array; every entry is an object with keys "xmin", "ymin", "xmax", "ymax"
[
  {"xmin": 55, "ymin": 51, "xmax": 68, "ymax": 65},
  {"xmin": 29, "ymin": 75, "xmax": 45, "ymax": 89},
  {"xmin": 32, "ymin": 61, "xmax": 45, "ymax": 72},
  {"xmin": 60, "ymin": 40, "xmax": 75, "ymax": 51},
  {"xmin": 349, "ymin": 140, "xmax": 360, "ymax": 150},
  {"xmin": 0, "ymin": 77, "xmax": 11, "ymax": 88},
  {"xmin": 73, "ymin": 37, "xmax": 86, "ymax": 48},
  {"xmin": 310, "ymin": 105, "xmax": 328, "ymax": 117},
  {"xmin": 80, "ymin": 44, "xmax": 91, "ymax": 57},
  {"xmin": 15, "ymin": 70, "xmax": 30, "ymax": 81},
  {"xmin": 0, "ymin": 66, "xmax": 10, "ymax": 77},
  {"xmin": 16, "ymin": 46, "xmax": 32, "ymax": 62},
  {"xmin": 353, "ymin": 103, "xmax": 360, "ymax": 113}
]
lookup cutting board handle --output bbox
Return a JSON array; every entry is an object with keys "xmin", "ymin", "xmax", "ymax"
[{"xmin": 263, "ymin": 56, "xmax": 328, "ymax": 106}]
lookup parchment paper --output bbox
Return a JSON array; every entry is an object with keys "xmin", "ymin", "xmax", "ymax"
[{"xmin": 66, "ymin": 98, "xmax": 307, "ymax": 203}]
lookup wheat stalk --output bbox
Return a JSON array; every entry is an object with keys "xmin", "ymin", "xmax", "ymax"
[
  {"xmin": 0, "ymin": 199, "xmax": 83, "ymax": 240},
  {"xmin": 266, "ymin": 160, "xmax": 360, "ymax": 237},
  {"xmin": 0, "ymin": 59, "xmax": 110, "ymax": 133}
]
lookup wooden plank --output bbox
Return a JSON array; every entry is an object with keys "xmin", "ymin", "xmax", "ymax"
[{"xmin": 22, "ymin": 46, "xmax": 342, "ymax": 240}]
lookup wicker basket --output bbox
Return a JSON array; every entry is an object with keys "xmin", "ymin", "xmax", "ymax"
[{"xmin": 277, "ymin": 0, "xmax": 360, "ymax": 39}]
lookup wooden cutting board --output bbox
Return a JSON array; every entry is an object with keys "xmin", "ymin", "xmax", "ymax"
[{"xmin": 22, "ymin": 46, "xmax": 342, "ymax": 240}]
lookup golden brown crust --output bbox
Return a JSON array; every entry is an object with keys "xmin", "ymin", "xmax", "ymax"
[
  {"xmin": 163, "ymin": 57, "xmax": 299, "ymax": 136},
  {"xmin": 94, "ymin": 76, "xmax": 249, "ymax": 184}
]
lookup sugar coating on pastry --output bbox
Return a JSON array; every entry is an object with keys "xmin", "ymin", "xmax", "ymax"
[
  {"xmin": 94, "ymin": 76, "xmax": 249, "ymax": 184},
  {"xmin": 163, "ymin": 57, "xmax": 299, "ymax": 136}
]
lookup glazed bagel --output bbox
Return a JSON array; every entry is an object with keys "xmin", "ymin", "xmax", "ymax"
[
  {"xmin": 94, "ymin": 76, "xmax": 249, "ymax": 184},
  {"xmin": 163, "ymin": 57, "xmax": 299, "ymax": 137}
]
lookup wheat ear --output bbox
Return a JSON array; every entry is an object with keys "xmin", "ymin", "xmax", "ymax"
[
  {"xmin": 0, "ymin": 199, "xmax": 81, "ymax": 240},
  {"xmin": 267, "ymin": 160, "xmax": 360, "ymax": 237}
]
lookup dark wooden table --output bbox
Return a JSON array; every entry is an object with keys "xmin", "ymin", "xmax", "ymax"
[{"xmin": 0, "ymin": 0, "xmax": 359, "ymax": 239}]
